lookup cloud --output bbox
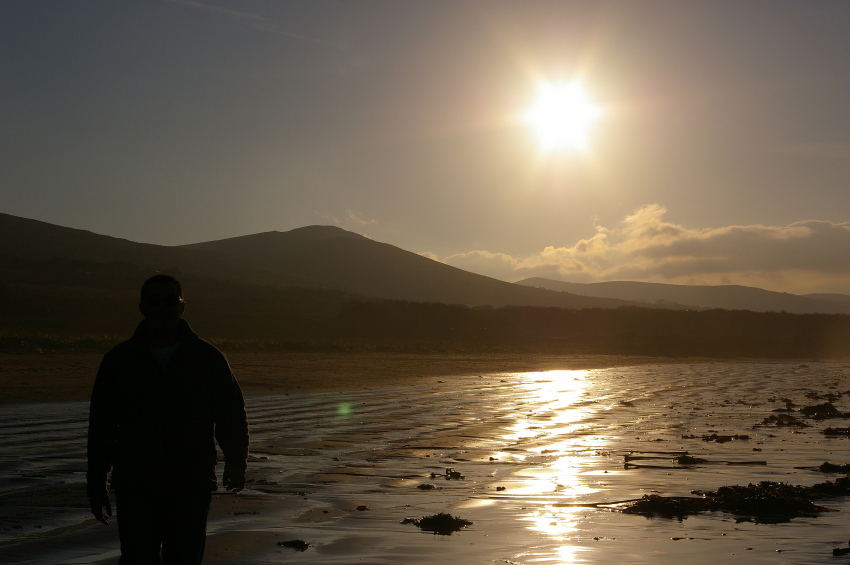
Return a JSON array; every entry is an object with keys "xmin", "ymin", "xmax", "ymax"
[
  {"xmin": 318, "ymin": 210, "xmax": 376, "ymax": 228},
  {"xmin": 344, "ymin": 210, "xmax": 376, "ymax": 226},
  {"xmin": 442, "ymin": 250, "xmax": 524, "ymax": 280},
  {"xmin": 435, "ymin": 204, "xmax": 850, "ymax": 294}
]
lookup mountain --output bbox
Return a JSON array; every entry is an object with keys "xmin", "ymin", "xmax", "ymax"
[
  {"xmin": 806, "ymin": 293, "xmax": 850, "ymax": 306},
  {"xmin": 516, "ymin": 277, "xmax": 850, "ymax": 315},
  {"xmin": 0, "ymin": 212, "xmax": 314, "ymax": 289},
  {"xmin": 178, "ymin": 226, "xmax": 632, "ymax": 308},
  {"xmin": 5, "ymin": 213, "xmax": 850, "ymax": 358},
  {"xmin": 0, "ymin": 213, "xmax": 636, "ymax": 312}
]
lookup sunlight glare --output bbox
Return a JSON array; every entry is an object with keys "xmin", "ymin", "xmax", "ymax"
[{"xmin": 524, "ymin": 81, "xmax": 602, "ymax": 153}]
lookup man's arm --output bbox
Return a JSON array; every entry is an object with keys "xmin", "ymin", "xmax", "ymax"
[
  {"xmin": 212, "ymin": 353, "xmax": 249, "ymax": 492},
  {"xmin": 89, "ymin": 492, "xmax": 113, "ymax": 525},
  {"xmin": 86, "ymin": 353, "xmax": 118, "ymax": 522}
]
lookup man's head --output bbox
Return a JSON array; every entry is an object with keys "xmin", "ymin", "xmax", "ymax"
[{"xmin": 139, "ymin": 274, "xmax": 185, "ymax": 333}]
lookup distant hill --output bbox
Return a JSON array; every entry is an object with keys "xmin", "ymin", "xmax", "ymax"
[
  {"xmin": 806, "ymin": 293, "xmax": 850, "ymax": 306},
  {"xmin": 5, "ymin": 213, "xmax": 850, "ymax": 358},
  {"xmin": 516, "ymin": 277, "xmax": 850, "ymax": 315},
  {"xmin": 179, "ymin": 226, "xmax": 636, "ymax": 309},
  {"xmin": 0, "ymin": 213, "xmax": 637, "ymax": 313},
  {"xmin": 0, "ymin": 212, "xmax": 314, "ymax": 289}
]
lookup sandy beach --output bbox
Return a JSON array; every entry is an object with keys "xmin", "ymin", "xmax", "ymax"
[
  {"xmin": 0, "ymin": 351, "xmax": 685, "ymax": 403},
  {"xmin": 4, "ymin": 355, "xmax": 850, "ymax": 564}
]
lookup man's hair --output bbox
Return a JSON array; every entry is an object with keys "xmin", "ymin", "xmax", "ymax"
[{"xmin": 140, "ymin": 274, "xmax": 184, "ymax": 300}]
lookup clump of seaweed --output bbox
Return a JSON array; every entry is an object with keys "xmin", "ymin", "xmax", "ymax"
[
  {"xmin": 430, "ymin": 467, "xmax": 465, "ymax": 480},
  {"xmin": 800, "ymin": 403, "xmax": 848, "ymax": 420},
  {"xmin": 673, "ymin": 455, "xmax": 708, "ymax": 465},
  {"xmin": 818, "ymin": 462, "xmax": 850, "ymax": 473},
  {"xmin": 805, "ymin": 391, "xmax": 842, "ymax": 402},
  {"xmin": 621, "ymin": 495, "xmax": 708, "ymax": 520},
  {"xmin": 823, "ymin": 427, "xmax": 850, "ymax": 436},
  {"xmin": 277, "ymin": 540, "xmax": 310, "ymax": 551},
  {"xmin": 401, "ymin": 512, "xmax": 473, "ymax": 535},
  {"xmin": 680, "ymin": 433, "xmax": 750, "ymax": 443},
  {"xmin": 757, "ymin": 414, "xmax": 808, "ymax": 427},
  {"xmin": 622, "ymin": 478, "xmax": 850, "ymax": 523}
]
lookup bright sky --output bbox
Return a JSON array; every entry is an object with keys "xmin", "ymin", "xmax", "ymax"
[{"xmin": 2, "ymin": 1, "xmax": 850, "ymax": 294}]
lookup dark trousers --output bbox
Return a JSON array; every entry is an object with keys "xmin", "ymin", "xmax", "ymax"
[{"xmin": 115, "ymin": 488, "xmax": 212, "ymax": 565}]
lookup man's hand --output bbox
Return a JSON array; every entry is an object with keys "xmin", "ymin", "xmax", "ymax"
[
  {"xmin": 89, "ymin": 492, "xmax": 112, "ymax": 525},
  {"xmin": 223, "ymin": 465, "xmax": 246, "ymax": 493}
]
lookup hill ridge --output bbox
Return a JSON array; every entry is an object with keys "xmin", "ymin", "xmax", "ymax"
[{"xmin": 517, "ymin": 277, "xmax": 850, "ymax": 315}]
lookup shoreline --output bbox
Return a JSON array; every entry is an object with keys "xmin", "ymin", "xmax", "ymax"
[
  {"xmin": 0, "ymin": 351, "xmax": 813, "ymax": 404},
  {"xmin": 5, "ymin": 361, "xmax": 850, "ymax": 564}
]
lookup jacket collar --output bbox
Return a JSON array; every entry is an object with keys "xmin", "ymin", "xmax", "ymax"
[{"xmin": 130, "ymin": 318, "xmax": 199, "ymax": 348}]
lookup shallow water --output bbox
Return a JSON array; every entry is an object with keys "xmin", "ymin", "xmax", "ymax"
[{"xmin": 3, "ymin": 362, "xmax": 850, "ymax": 564}]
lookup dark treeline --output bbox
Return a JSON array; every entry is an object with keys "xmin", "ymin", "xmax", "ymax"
[
  {"xmin": 327, "ymin": 302, "xmax": 850, "ymax": 358},
  {"xmin": 3, "ymin": 253, "xmax": 850, "ymax": 357},
  {"xmin": 3, "ymin": 285, "xmax": 850, "ymax": 359}
]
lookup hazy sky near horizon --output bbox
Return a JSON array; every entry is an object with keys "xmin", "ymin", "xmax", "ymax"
[{"xmin": 3, "ymin": 1, "xmax": 850, "ymax": 294}]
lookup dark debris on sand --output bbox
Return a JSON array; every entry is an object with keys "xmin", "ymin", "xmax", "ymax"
[
  {"xmin": 799, "ymin": 403, "xmax": 850, "ymax": 420},
  {"xmin": 680, "ymin": 433, "xmax": 750, "ymax": 443},
  {"xmin": 673, "ymin": 455, "xmax": 708, "ymax": 465},
  {"xmin": 818, "ymin": 462, "xmax": 850, "ymax": 473},
  {"xmin": 757, "ymin": 414, "xmax": 809, "ymax": 427},
  {"xmin": 277, "ymin": 539, "xmax": 310, "ymax": 551},
  {"xmin": 401, "ymin": 512, "xmax": 473, "ymax": 535},
  {"xmin": 430, "ymin": 467, "xmax": 465, "ymax": 480},
  {"xmin": 621, "ymin": 477, "xmax": 850, "ymax": 523}
]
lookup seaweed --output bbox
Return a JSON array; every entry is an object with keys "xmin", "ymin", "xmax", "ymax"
[
  {"xmin": 621, "ymin": 478, "xmax": 850, "ymax": 523},
  {"xmin": 817, "ymin": 462, "xmax": 850, "ymax": 473},
  {"xmin": 621, "ymin": 495, "xmax": 709, "ymax": 520},
  {"xmin": 799, "ymin": 403, "xmax": 849, "ymax": 420},
  {"xmin": 430, "ymin": 467, "xmax": 465, "ymax": 480},
  {"xmin": 680, "ymin": 433, "xmax": 750, "ymax": 443},
  {"xmin": 673, "ymin": 455, "xmax": 708, "ymax": 465},
  {"xmin": 277, "ymin": 540, "xmax": 310, "ymax": 551},
  {"xmin": 401, "ymin": 512, "xmax": 473, "ymax": 535},
  {"xmin": 757, "ymin": 414, "xmax": 808, "ymax": 427}
]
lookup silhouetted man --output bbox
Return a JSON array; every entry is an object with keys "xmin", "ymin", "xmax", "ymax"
[{"xmin": 87, "ymin": 274, "xmax": 249, "ymax": 564}]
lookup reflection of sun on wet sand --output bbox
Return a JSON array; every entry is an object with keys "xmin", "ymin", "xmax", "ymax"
[
  {"xmin": 0, "ymin": 351, "xmax": 685, "ymax": 402},
  {"xmin": 6, "ymin": 357, "xmax": 850, "ymax": 564}
]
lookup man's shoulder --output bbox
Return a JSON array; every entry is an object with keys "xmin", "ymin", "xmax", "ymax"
[
  {"xmin": 185, "ymin": 337, "xmax": 229, "ymax": 364},
  {"xmin": 102, "ymin": 337, "xmax": 141, "ymax": 361}
]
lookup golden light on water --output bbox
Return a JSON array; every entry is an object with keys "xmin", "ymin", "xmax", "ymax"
[
  {"xmin": 519, "ymin": 369, "xmax": 589, "ymax": 407},
  {"xmin": 504, "ymin": 370, "xmax": 606, "ymax": 562},
  {"xmin": 523, "ymin": 81, "xmax": 602, "ymax": 154}
]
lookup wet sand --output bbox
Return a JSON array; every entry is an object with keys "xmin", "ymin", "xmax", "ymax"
[
  {"xmin": 0, "ymin": 351, "xmax": 684, "ymax": 402},
  {"xmin": 3, "ymin": 357, "xmax": 850, "ymax": 564}
]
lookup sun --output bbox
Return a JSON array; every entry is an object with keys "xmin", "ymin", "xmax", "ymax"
[{"xmin": 523, "ymin": 80, "xmax": 602, "ymax": 153}]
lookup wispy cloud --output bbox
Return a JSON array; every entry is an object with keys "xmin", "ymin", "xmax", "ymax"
[
  {"xmin": 318, "ymin": 210, "xmax": 376, "ymax": 228},
  {"xmin": 164, "ymin": 0, "xmax": 338, "ymax": 46},
  {"xmin": 344, "ymin": 210, "xmax": 375, "ymax": 226},
  {"xmin": 432, "ymin": 204, "xmax": 850, "ymax": 294}
]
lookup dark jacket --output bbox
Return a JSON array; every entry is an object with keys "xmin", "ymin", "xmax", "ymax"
[{"xmin": 86, "ymin": 319, "xmax": 248, "ymax": 496}]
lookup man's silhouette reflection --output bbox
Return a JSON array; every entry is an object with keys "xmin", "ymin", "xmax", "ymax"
[{"xmin": 87, "ymin": 275, "xmax": 249, "ymax": 564}]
